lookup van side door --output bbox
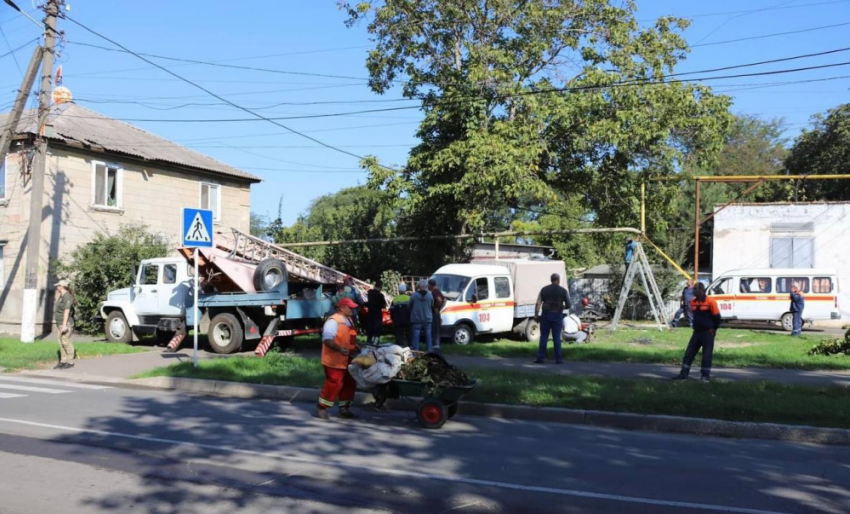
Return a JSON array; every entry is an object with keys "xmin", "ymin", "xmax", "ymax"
[
  {"xmin": 465, "ymin": 277, "xmax": 493, "ymax": 333},
  {"xmin": 490, "ymin": 275, "xmax": 515, "ymax": 333},
  {"xmin": 133, "ymin": 263, "xmax": 161, "ymax": 317},
  {"xmin": 708, "ymin": 277, "xmax": 736, "ymax": 319}
]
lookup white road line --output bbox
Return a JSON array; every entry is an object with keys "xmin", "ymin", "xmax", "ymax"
[
  {"xmin": 0, "ymin": 376, "xmax": 111, "ymax": 390},
  {"xmin": 0, "ymin": 384, "xmax": 71, "ymax": 394},
  {"xmin": 0, "ymin": 393, "xmax": 26, "ymax": 399},
  {"xmin": 0, "ymin": 417, "xmax": 788, "ymax": 514}
]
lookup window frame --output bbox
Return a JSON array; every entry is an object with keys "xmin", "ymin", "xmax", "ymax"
[
  {"xmin": 739, "ymin": 277, "xmax": 772, "ymax": 294},
  {"xmin": 163, "ymin": 264, "xmax": 177, "ymax": 285},
  {"xmin": 813, "ymin": 277, "xmax": 833, "ymax": 294},
  {"xmin": 91, "ymin": 160, "xmax": 124, "ymax": 210},
  {"xmin": 139, "ymin": 264, "xmax": 160, "ymax": 286},
  {"xmin": 494, "ymin": 276, "xmax": 511, "ymax": 299},
  {"xmin": 709, "ymin": 277, "xmax": 733, "ymax": 296},
  {"xmin": 199, "ymin": 181, "xmax": 222, "ymax": 222},
  {"xmin": 777, "ymin": 277, "xmax": 810, "ymax": 294}
]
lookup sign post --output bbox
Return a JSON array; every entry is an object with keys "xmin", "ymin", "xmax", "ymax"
[{"xmin": 182, "ymin": 208, "xmax": 214, "ymax": 368}]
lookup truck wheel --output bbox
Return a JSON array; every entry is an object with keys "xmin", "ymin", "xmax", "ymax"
[
  {"xmin": 417, "ymin": 398, "xmax": 448, "ymax": 429},
  {"xmin": 524, "ymin": 319, "xmax": 540, "ymax": 342},
  {"xmin": 209, "ymin": 313, "xmax": 244, "ymax": 354},
  {"xmin": 253, "ymin": 258, "xmax": 288, "ymax": 292},
  {"xmin": 105, "ymin": 311, "xmax": 132, "ymax": 344},
  {"xmin": 452, "ymin": 324, "xmax": 474, "ymax": 345},
  {"xmin": 780, "ymin": 312, "xmax": 794, "ymax": 332}
]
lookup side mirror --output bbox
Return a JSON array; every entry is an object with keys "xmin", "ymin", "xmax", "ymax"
[{"xmin": 470, "ymin": 294, "xmax": 479, "ymax": 303}]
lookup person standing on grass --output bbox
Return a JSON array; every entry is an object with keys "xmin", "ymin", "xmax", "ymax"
[
  {"xmin": 390, "ymin": 283, "xmax": 412, "ymax": 346},
  {"xmin": 534, "ymin": 273, "xmax": 570, "ymax": 364},
  {"xmin": 53, "ymin": 280, "xmax": 76, "ymax": 370},
  {"xmin": 428, "ymin": 278, "xmax": 445, "ymax": 350},
  {"xmin": 409, "ymin": 279, "xmax": 434, "ymax": 352},
  {"xmin": 671, "ymin": 279, "xmax": 696, "ymax": 328},
  {"xmin": 790, "ymin": 283, "xmax": 805, "ymax": 336},
  {"xmin": 316, "ymin": 297, "xmax": 360, "ymax": 421},
  {"xmin": 672, "ymin": 282, "xmax": 721, "ymax": 383},
  {"xmin": 366, "ymin": 280, "xmax": 387, "ymax": 345}
]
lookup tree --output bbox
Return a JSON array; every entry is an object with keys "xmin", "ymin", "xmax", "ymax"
[
  {"xmin": 270, "ymin": 186, "xmax": 405, "ymax": 280},
  {"xmin": 786, "ymin": 103, "xmax": 850, "ymax": 201},
  {"xmin": 54, "ymin": 224, "xmax": 169, "ymax": 334},
  {"xmin": 250, "ymin": 212, "xmax": 271, "ymax": 239},
  {"xmin": 342, "ymin": 0, "xmax": 732, "ymax": 247}
]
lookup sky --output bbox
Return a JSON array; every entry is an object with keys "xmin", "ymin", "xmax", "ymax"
[{"xmin": 0, "ymin": 0, "xmax": 848, "ymax": 225}]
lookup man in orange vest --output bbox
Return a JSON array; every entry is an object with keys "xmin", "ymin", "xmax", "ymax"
[{"xmin": 317, "ymin": 297, "xmax": 360, "ymax": 420}]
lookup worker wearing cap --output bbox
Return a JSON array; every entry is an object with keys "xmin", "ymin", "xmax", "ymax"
[
  {"xmin": 53, "ymin": 280, "xmax": 76, "ymax": 369},
  {"xmin": 317, "ymin": 297, "xmax": 360, "ymax": 420}
]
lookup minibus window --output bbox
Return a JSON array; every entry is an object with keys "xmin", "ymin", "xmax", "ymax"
[
  {"xmin": 813, "ymin": 277, "xmax": 833, "ymax": 293},
  {"xmin": 777, "ymin": 277, "xmax": 810, "ymax": 294},
  {"xmin": 740, "ymin": 277, "xmax": 771, "ymax": 293},
  {"xmin": 711, "ymin": 278, "xmax": 732, "ymax": 295}
]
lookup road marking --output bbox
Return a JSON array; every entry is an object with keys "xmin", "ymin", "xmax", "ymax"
[
  {"xmin": 0, "ymin": 376, "xmax": 111, "ymax": 390},
  {"xmin": 0, "ymin": 393, "xmax": 26, "ymax": 399},
  {"xmin": 0, "ymin": 417, "xmax": 788, "ymax": 514},
  {"xmin": 0, "ymin": 384, "xmax": 71, "ymax": 394}
]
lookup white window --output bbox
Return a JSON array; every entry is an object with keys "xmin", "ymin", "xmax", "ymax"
[
  {"xmin": 92, "ymin": 162, "xmax": 123, "ymax": 209},
  {"xmin": 0, "ymin": 157, "xmax": 6, "ymax": 200},
  {"xmin": 200, "ymin": 182, "xmax": 221, "ymax": 222}
]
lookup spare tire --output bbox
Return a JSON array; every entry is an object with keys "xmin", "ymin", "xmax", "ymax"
[{"xmin": 253, "ymin": 258, "xmax": 288, "ymax": 292}]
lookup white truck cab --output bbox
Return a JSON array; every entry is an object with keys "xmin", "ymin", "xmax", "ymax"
[
  {"xmin": 432, "ymin": 259, "xmax": 568, "ymax": 344},
  {"xmin": 100, "ymin": 257, "xmax": 193, "ymax": 344}
]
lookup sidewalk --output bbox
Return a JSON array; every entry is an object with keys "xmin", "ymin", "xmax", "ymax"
[{"xmin": 21, "ymin": 346, "xmax": 850, "ymax": 388}]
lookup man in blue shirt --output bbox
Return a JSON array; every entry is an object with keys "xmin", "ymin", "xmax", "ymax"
[
  {"xmin": 789, "ymin": 284, "xmax": 805, "ymax": 336},
  {"xmin": 672, "ymin": 279, "xmax": 696, "ymax": 328},
  {"xmin": 624, "ymin": 238, "xmax": 638, "ymax": 265}
]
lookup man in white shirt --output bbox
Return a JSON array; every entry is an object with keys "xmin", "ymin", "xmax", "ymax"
[{"xmin": 562, "ymin": 313, "xmax": 587, "ymax": 344}]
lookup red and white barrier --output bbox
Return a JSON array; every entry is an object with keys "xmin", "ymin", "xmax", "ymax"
[
  {"xmin": 254, "ymin": 335, "xmax": 275, "ymax": 358},
  {"xmin": 166, "ymin": 333, "xmax": 185, "ymax": 352}
]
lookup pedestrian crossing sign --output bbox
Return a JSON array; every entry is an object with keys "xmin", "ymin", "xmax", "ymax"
[{"xmin": 182, "ymin": 208, "xmax": 214, "ymax": 248}]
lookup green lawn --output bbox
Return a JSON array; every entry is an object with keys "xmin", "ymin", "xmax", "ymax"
[
  {"xmin": 439, "ymin": 328, "xmax": 850, "ymax": 370},
  {"xmin": 0, "ymin": 337, "xmax": 148, "ymax": 371},
  {"xmin": 133, "ymin": 352, "xmax": 850, "ymax": 428}
]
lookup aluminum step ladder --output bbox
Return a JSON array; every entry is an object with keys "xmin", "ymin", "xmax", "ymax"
[
  {"xmin": 609, "ymin": 243, "xmax": 670, "ymax": 332},
  {"xmin": 219, "ymin": 228, "xmax": 393, "ymax": 304}
]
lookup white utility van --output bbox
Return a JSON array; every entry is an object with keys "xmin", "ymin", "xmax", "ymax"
[
  {"xmin": 431, "ymin": 259, "xmax": 567, "ymax": 344},
  {"xmin": 706, "ymin": 268, "xmax": 840, "ymax": 330}
]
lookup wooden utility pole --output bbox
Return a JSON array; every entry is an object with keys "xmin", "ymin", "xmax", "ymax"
[
  {"xmin": 21, "ymin": 0, "xmax": 58, "ymax": 343},
  {"xmin": 0, "ymin": 46, "xmax": 43, "ymax": 169}
]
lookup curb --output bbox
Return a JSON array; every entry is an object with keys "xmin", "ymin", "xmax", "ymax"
[{"xmin": 127, "ymin": 376, "xmax": 850, "ymax": 446}]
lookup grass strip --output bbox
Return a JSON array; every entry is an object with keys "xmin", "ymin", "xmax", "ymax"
[
  {"xmin": 0, "ymin": 337, "xmax": 148, "ymax": 371},
  {"xmin": 133, "ymin": 353, "xmax": 850, "ymax": 429},
  {"xmin": 439, "ymin": 329, "xmax": 850, "ymax": 370}
]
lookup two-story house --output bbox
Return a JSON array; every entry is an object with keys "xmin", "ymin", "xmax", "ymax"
[{"xmin": 0, "ymin": 103, "xmax": 260, "ymax": 335}]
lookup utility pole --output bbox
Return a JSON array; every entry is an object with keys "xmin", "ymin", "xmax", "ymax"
[
  {"xmin": 21, "ymin": 0, "xmax": 59, "ymax": 343},
  {"xmin": 0, "ymin": 46, "xmax": 43, "ymax": 170}
]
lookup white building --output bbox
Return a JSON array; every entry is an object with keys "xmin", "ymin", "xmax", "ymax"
[{"xmin": 712, "ymin": 202, "xmax": 850, "ymax": 321}]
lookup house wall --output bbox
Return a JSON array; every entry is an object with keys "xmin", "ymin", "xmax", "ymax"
[
  {"xmin": 0, "ymin": 144, "xmax": 253, "ymax": 335},
  {"xmin": 712, "ymin": 203, "xmax": 850, "ymax": 321}
]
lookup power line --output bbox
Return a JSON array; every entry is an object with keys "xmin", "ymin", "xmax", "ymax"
[
  {"xmin": 57, "ymin": 58, "xmax": 850, "ymax": 124},
  {"xmin": 675, "ymin": 0, "xmax": 850, "ymax": 19},
  {"xmin": 0, "ymin": 36, "xmax": 37, "ymax": 60},
  {"xmin": 669, "ymin": 47, "xmax": 850, "ymax": 77},
  {"xmin": 691, "ymin": 21, "xmax": 850, "ymax": 48},
  {"xmin": 67, "ymin": 40, "xmax": 380, "ymax": 83},
  {"xmin": 63, "ymin": 15, "xmax": 391, "ymax": 168},
  {"xmin": 0, "ymin": 24, "xmax": 22, "ymax": 76},
  {"xmin": 690, "ymin": 0, "xmax": 799, "ymax": 46}
]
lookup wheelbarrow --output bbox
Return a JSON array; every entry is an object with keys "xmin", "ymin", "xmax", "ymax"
[{"xmin": 373, "ymin": 377, "xmax": 478, "ymax": 429}]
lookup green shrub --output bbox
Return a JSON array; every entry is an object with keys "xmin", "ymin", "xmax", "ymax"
[
  {"xmin": 808, "ymin": 328, "xmax": 850, "ymax": 356},
  {"xmin": 54, "ymin": 224, "xmax": 169, "ymax": 334}
]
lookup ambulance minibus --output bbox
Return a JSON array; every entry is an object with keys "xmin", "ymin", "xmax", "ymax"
[{"xmin": 705, "ymin": 268, "xmax": 840, "ymax": 330}]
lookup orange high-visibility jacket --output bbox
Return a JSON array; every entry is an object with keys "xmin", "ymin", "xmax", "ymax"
[{"xmin": 321, "ymin": 313, "xmax": 358, "ymax": 369}]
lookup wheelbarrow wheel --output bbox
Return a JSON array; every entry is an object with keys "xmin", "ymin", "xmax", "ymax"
[
  {"xmin": 417, "ymin": 398, "xmax": 448, "ymax": 429},
  {"xmin": 447, "ymin": 403, "xmax": 458, "ymax": 419}
]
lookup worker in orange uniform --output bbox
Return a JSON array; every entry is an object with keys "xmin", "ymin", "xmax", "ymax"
[
  {"xmin": 672, "ymin": 282, "xmax": 721, "ymax": 383},
  {"xmin": 317, "ymin": 297, "xmax": 360, "ymax": 420}
]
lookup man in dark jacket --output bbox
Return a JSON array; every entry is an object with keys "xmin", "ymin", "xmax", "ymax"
[
  {"xmin": 409, "ymin": 280, "xmax": 434, "ymax": 351},
  {"xmin": 428, "ymin": 279, "xmax": 446, "ymax": 349},
  {"xmin": 671, "ymin": 279, "xmax": 695, "ymax": 328},
  {"xmin": 366, "ymin": 280, "xmax": 387, "ymax": 345},
  {"xmin": 390, "ymin": 283, "xmax": 411, "ymax": 346},
  {"xmin": 533, "ymin": 273, "xmax": 570, "ymax": 364},
  {"xmin": 790, "ymin": 284, "xmax": 805, "ymax": 336},
  {"xmin": 672, "ymin": 283, "xmax": 721, "ymax": 382}
]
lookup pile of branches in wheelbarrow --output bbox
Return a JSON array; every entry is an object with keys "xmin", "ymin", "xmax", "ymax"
[{"xmin": 397, "ymin": 353, "xmax": 473, "ymax": 388}]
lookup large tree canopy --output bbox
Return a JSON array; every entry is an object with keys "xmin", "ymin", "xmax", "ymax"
[
  {"xmin": 786, "ymin": 103, "xmax": 850, "ymax": 201},
  {"xmin": 342, "ymin": 0, "xmax": 733, "ymax": 245}
]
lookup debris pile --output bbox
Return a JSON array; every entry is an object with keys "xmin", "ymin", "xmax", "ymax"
[{"xmin": 398, "ymin": 353, "xmax": 473, "ymax": 387}]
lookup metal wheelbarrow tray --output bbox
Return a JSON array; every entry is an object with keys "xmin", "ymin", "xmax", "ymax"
[{"xmin": 375, "ymin": 377, "xmax": 478, "ymax": 429}]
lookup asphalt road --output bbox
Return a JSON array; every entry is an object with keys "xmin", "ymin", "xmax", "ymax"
[{"xmin": 0, "ymin": 375, "xmax": 848, "ymax": 514}]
